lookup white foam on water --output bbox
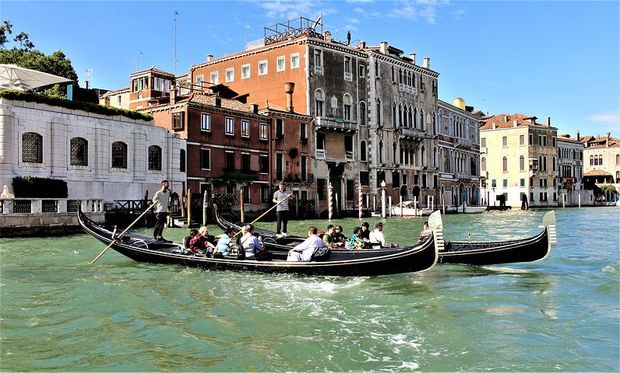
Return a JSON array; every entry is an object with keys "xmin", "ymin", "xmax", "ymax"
[
  {"xmin": 602, "ymin": 265, "xmax": 617, "ymax": 274},
  {"xmin": 399, "ymin": 361, "xmax": 419, "ymax": 370}
]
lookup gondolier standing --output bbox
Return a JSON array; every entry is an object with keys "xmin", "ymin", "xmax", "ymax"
[
  {"xmin": 273, "ymin": 181, "xmax": 294, "ymax": 237},
  {"xmin": 152, "ymin": 179, "xmax": 171, "ymax": 242}
]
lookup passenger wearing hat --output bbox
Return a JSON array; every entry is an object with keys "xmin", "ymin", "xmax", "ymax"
[{"xmin": 369, "ymin": 222, "xmax": 386, "ymax": 247}]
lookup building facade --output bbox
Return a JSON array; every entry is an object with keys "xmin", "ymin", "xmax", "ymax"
[
  {"xmin": 581, "ymin": 133, "xmax": 620, "ymax": 198},
  {"xmin": 480, "ymin": 114, "xmax": 559, "ymax": 208},
  {"xmin": 557, "ymin": 134, "xmax": 590, "ymax": 205},
  {"xmin": 0, "ymin": 95, "xmax": 185, "ymax": 205},
  {"xmin": 436, "ymin": 98, "xmax": 482, "ymax": 208}
]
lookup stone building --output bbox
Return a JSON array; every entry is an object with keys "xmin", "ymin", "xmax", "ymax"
[
  {"xmin": 0, "ymin": 93, "xmax": 185, "ymax": 212},
  {"xmin": 557, "ymin": 134, "xmax": 590, "ymax": 205},
  {"xmin": 480, "ymin": 114, "xmax": 559, "ymax": 208},
  {"xmin": 581, "ymin": 133, "xmax": 620, "ymax": 199},
  {"xmin": 436, "ymin": 98, "xmax": 482, "ymax": 208}
]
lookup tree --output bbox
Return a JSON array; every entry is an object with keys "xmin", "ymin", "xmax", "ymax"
[{"xmin": 0, "ymin": 20, "xmax": 78, "ymax": 82}]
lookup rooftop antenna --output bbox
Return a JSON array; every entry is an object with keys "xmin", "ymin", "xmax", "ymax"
[
  {"xmin": 135, "ymin": 51, "xmax": 143, "ymax": 71},
  {"xmin": 85, "ymin": 68, "xmax": 93, "ymax": 89},
  {"xmin": 174, "ymin": 10, "xmax": 179, "ymax": 74}
]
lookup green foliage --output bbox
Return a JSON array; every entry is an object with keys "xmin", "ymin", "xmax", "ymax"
[
  {"xmin": 215, "ymin": 193, "xmax": 237, "ymax": 208},
  {"xmin": 13, "ymin": 176, "xmax": 68, "ymax": 198},
  {"xmin": 0, "ymin": 89, "xmax": 153, "ymax": 121},
  {"xmin": 599, "ymin": 184, "xmax": 618, "ymax": 194}
]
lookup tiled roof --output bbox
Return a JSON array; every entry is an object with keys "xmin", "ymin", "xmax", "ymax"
[
  {"xmin": 481, "ymin": 113, "xmax": 554, "ymax": 130},
  {"xmin": 130, "ymin": 66, "xmax": 176, "ymax": 78},
  {"xmin": 557, "ymin": 134, "xmax": 582, "ymax": 143},
  {"xmin": 189, "ymin": 93, "xmax": 257, "ymax": 113},
  {"xmin": 584, "ymin": 170, "xmax": 612, "ymax": 177},
  {"xmin": 100, "ymin": 87, "xmax": 129, "ymax": 97},
  {"xmin": 580, "ymin": 134, "xmax": 619, "ymax": 148}
]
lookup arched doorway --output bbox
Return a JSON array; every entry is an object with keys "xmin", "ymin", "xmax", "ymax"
[
  {"xmin": 412, "ymin": 185, "xmax": 420, "ymax": 204},
  {"xmin": 400, "ymin": 184, "xmax": 408, "ymax": 199}
]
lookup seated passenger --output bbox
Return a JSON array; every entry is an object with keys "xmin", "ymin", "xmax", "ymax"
[
  {"xmin": 330, "ymin": 225, "xmax": 347, "ymax": 248},
  {"xmin": 214, "ymin": 227, "xmax": 236, "ymax": 257},
  {"xmin": 359, "ymin": 222, "xmax": 371, "ymax": 241},
  {"xmin": 346, "ymin": 227, "xmax": 365, "ymax": 250},
  {"xmin": 189, "ymin": 226, "xmax": 217, "ymax": 255},
  {"xmin": 417, "ymin": 221, "xmax": 432, "ymax": 243},
  {"xmin": 369, "ymin": 222, "xmax": 387, "ymax": 247},
  {"xmin": 287, "ymin": 226, "xmax": 325, "ymax": 262},
  {"xmin": 240, "ymin": 224, "xmax": 271, "ymax": 261},
  {"xmin": 323, "ymin": 224, "xmax": 335, "ymax": 247},
  {"xmin": 183, "ymin": 228, "xmax": 199, "ymax": 250}
]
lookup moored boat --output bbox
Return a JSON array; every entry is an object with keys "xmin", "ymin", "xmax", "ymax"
[
  {"xmin": 457, "ymin": 203, "xmax": 487, "ymax": 214},
  {"xmin": 390, "ymin": 200, "xmax": 433, "ymax": 216},
  {"xmin": 214, "ymin": 206, "xmax": 556, "ymax": 266},
  {"xmin": 78, "ymin": 207, "xmax": 440, "ymax": 276}
]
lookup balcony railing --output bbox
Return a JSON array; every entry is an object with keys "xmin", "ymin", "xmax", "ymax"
[
  {"xmin": 345, "ymin": 151, "xmax": 354, "ymax": 161},
  {"xmin": 222, "ymin": 168, "xmax": 259, "ymax": 181},
  {"xmin": 315, "ymin": 116, "xmax": 357, "ymax": 132},
  {"xmin": 1, "ymin": 198, "xmax": 104, "ymax": 214},
  {"xmin": 398, "ymin": 127, "xmax": 425, "ymax": 140},
  {"xmin": 315, "ymin": 149, "xmax": 326, "ymax": 159}
]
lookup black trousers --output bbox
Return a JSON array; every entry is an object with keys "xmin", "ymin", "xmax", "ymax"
[
  {"xmin": 153, "ymin": 212, "xmax": 168, "ymax": 238},
  {"xmin": 276, "ymin": 210, "xmax": 288, "ymax": 234}
]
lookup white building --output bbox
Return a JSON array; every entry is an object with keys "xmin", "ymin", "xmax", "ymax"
[
  {"xmin": 0, "ymin": 95, "xmax": 186, "ymax": 208},
  {"xmin": 557, "ymin": 134, "xmax": 590, "ymax": 206}
]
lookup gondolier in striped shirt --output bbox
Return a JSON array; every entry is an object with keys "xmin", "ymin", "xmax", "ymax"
[{"xmin": 273, "ymin": 181, "xmax": 294, "ymax": 237}]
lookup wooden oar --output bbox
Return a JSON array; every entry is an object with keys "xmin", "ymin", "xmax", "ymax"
[
  {"xmin": 90, "ymin": 201, "xmax": 156, "ymax": 264},
  {"xmin": 232, "ymin": 192, "xmax": 293, "ymax": 238}
]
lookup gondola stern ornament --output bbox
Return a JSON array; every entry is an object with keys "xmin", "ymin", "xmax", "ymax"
[{"xmin": 428, "ymin": 210, "xmax": 445, "ymax": 254}]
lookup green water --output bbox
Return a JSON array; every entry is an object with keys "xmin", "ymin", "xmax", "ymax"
[{"xmin": 1, "ymin": 207, "xmax": 618, "ymax": 371}]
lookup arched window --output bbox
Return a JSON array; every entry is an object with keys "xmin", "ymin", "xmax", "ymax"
[
  {"xmin": 589, "ymin": 155, "xmax": 594, "ymax": 166},
  {"xmin": 616, "ymin": 154, "xmax": 619, "ymax": 165},
  {"xmin": 148, "ymin": 145, "xmax": 162, "ymax": 171},
  {"xmin": 360, "ymin": 140, "xmax": 367, "ymax": 161},
  {"xmin": 180, "ymin": 149, "xmax": 186, "ymax": 173},
  {"xmin": 413, "ymin": 107, "xmax": 417, "ymax": 128},
  {"xmin": 392, "ymin": 103, "xmax": 397, "ymax": 127},
  {"xmin": 378, "ymin": 140, "xmax": 384, "ymax": 164},
  {"xmin": 22, "ymin": 132, "xmax": 43, "ymax": 163},
  {"xmin": 421, "ymin": 146, "xmax": 426, "ymax": 167},
  {"xmin": 503, "ymin": 156, "xmax": 508, "ymax": 172},
  {"xmin": 408, "ymin": 106, "xmax": 413, "ymax": 127},
  {"xmin": 359, "ymin": 102, "xmax": 366, "ymax": 126},
  {"xmin": 520, "ymin": 155, "xmax": 525, "ymax": 171},
  {"xmin": 343, "ymin": 94, "xmax": 352, "ymax": 121},
  {"xmin": 552, "ymin": 156, "xmax": 556, "ymax": 171},
  {"xmin": 70, "ymin": 137, "xmax": 88, "ymax": 166},
  {"xmin": 376, "ymin": 98, "xmax": 382, "ymax": 126},
  {"xmin": 481, "ymin": 157, "xmax": 486, "ymax": 172},
  {"xmin": 393, "ymin": 142, "xmax": 397, "ymax": 164},
  {"xmin": 111, "ymin": 141, "xmax": 128, "ymax": 169},
  {"xmin": 420, "ymin": 109, "xmax": 425, "ymax": 130},
  {"xmin": 398, "ymin": 104, "xmax": 403, "ymax": 127},
  {"xmin": 314, "ymin": 89, "xmax": 325, "ymax": 117}
]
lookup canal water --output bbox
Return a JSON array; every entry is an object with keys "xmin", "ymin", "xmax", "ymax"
[{"xmin": 1, "ymin": 207, "xmax": 618, "ymax": 371}]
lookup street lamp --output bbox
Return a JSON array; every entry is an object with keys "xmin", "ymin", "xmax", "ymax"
[{"xmin": 381, "ymin": 180, "xmax": 386, "ymax": 218}]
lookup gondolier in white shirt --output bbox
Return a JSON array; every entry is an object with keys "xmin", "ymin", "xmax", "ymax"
[
  {"xmin": 152, "ymin": 179, "xmax": 171, "ymax": 242},
  {"xmin": 272, "ymin": 181, "xmax": 294, "ymax": 237}
]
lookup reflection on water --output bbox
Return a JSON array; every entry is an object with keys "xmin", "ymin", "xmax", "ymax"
[{"xmin": 0, "ymin": 207, "xmax": 618, "ymax": 371}]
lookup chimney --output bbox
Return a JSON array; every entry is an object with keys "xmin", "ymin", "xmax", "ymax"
[
  {"xmin": 546, "ymin": 116, "xmax": 551, "ymax": 126},
  {"xmin": 324, "ymin": 31, "xmax": 332, "ymax": 42},
  {"xmin": 379, "ymin": 41, "xmax": 389, "ymax": 54},
  {"xmin": 504, "ymin": 115, "xmax": 509, "ymax": 122},
  {"xmin": 170, "ymin": 83, "xmax": 177, "ymax": 104},
  {"xmin": 250, "ymin": 103, "xmax": 258, "ymax": 114},
  {"xmin": 409, "ymin": 53, "xmax": 416, "ymax": 65},
  {"xmin": 576, "ymin": 131, "xmax": 580, "ymax": 141},
  {"xmin": 423, "ymin": 57, "xmax": 430, "ymax": 68},
  {"xmin": 492, "ymin": 122, "xmax": 497, "ymax": 129},
  {"xmin": 215, "ymin": 97, "xmax": 221, "ymax": 107},
  {"xmin": 513, "ymin": 119, "xmax": 518, "ymax": 127},
  {"xmin": 207, "ymin": 54, "xmax": 213, "ymax": 62},
  {"xmin": 284, "ymin": 82, "xmax": 295, "ymax": 113},
  {"xmin": 358, "ymin": 41, "xmax": 366, "ymax": 49}
]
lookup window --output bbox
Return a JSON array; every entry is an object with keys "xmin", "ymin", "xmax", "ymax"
[
  {"xmin": 148, "ymin": 145, "xmax": 162, "ymax": 171},
  {"xmin": 23, "ymin": 132, "xmax": 43, "ymax": 163},
  {"xmin": 277, "ymin": 56, "xmax": 285, "ymax": 72},
  {"xmin": 201, "ymin": 148, "xmax": 211, "ymax": 170},
  {"xmin": 315, "ymin": 89, "xmax": 325, "ymax": 117},
  {"xmin": 529, "ymin": 133, "xmax": 533, "ymax": 145},
  {"xmin": 481, "ymin": 137, "xmax": 486, "ymax": 148},
  {"xmin": 241, "ymin": 153, "xmax": 250, "ymax": 171},
  {"xmin": 276, "ymin": 119, "xmax": 284, "ymax": 139},
  {"xmin": 172, "ymin": 112, "xmax": 184, "ymax": 130},
  {"xmin": 360, "ymin": 140, "xmax": 367, "ymax": 161},
  {"xmin": 317, "ymin": 179, "xmax": 326, "ymax": 201},
  {"xmin": 520, "ymin": 134, "xmax": 525, "ymax": 146},
  {"xmin": 111, "ymin": 141, "xmax": 127, "ymax": 169},
  {"xmin": 225, "ymin": 68, "xmax": 234, "ymax": 82},
  {"xmin": 259, "ymin": 155, "xmax": 269, "ymax": 173},
  {"xmin": 180, "ymin": 149, "xmax": 186, "ymax": 173},
  {"xmin": 344, "ymin": 56, "xmax": 352, "ymax": 80},
  {"xmin": 503, "ymin": 179, "xmax": 508, "ymax": 187},
  {"xmin": 503, "ymin": 156, "xmax": 508, "ymax": 172},
  {"xmin": 261, "ymin": 185, "xmax": 270, "ymax": 204},
  {"xmin": 343, "ymin": 94, "xmax": 352, "ymax": 121},
  {"xmin": 360, "ymin": 171, "xmax": 369, "ymax": 186},
  {"xmin": 258, "ymin": 60, "xmax": 268, "ymax": 75},
  {"xmin": 491, "ymin": 179, "xmax": 497, "ymax": 188},
  {"xmin": 346, "ymin": 179, "xmax": 355, "ymax": 200},
  {"xmin": 359, "ymin": 64, "xmax": 365, "ymax": 78},
  {"xmin": 502, "ymin": 136, "xmax": 508, "ymax": 147},
  {"xmin": 290, "ymin": 53, "xmax": 300, "ymax": 69},
  {"xmin": 520, "ymin": 155, "xmax": 525, "ymax": 171},
  {"xmin": 242, "ymin": 185, "xmax": 250, "ymax": 204},
  {"xmin": 520, "ymin": 178, "xmax": 525, "ymax": 187},
  {"xmin": 376, "ymin": 99, "xmax": 382, "ymax": 126},
  {"xmin": 209, "ymin": 72, "xmax": 219, "ymax": 84},
  {"xmin": 241, "ymin": 64, "xmax": 250, "ymax": 79},
  {"xmin": 359, "ymin": 102, "xmax": 366, "ymax": 126},
  {"xmin": 70, "ymin": 137, "xmax": 88, "ymax": 166},
  {"xmin": 196, "ymin": 75, "xmax": 204, "ymax": 88},
  {"xmin": 241, "ymin": 120, "xmax": 250, "ymax": 138},
  {"xmin": 225, "ymin": 117, "xmax": 234, "ymax": 135},
  {"xmin": 201, "ymin": 113, "xmax": 211, "ymax": 132},
  {"xmin": 276, "ymin": 153, "xmax": 283, "ymax": 180},
  {"xmin": 314, "ymin": 49, "xmax": 323, "ymax": 74},
  {"xmin": 260, "ymin": 123, "xmax": 268, "ymax": 140},
  {"xmin": 300, "ymin": 122, "xmax": 307, "ymax": 142},
  {"xmin": 225, "ymin": 151, "xmax": 235, "ymax": 170}
]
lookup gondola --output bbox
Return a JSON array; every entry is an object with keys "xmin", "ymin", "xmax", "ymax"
[
  {"xmin": 214, "ymin": 205, "xmax": 556, "ymax": 266},
  {"xmin": 78, "ymin": 207, "xmax": 440, "ymax": 276}
]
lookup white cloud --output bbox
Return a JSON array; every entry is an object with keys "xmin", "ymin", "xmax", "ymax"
[
  {"xmin": 388, "ymin": 0, "xmax": 449, "ymax": 24},
  {"xmin": 254, "ymin": 0, "xmax": 337, "ymax": 22},
  {"xmin": 587, "ymin": 112, "xmax": 620, "ymax": 124}
]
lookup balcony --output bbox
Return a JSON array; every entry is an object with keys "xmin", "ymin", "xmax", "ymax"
[
  {"xmin": 283, "ymin": 173, "xmax": 314, "ymax": 184},
  {"xmin": 221, "ymin": 168, "xmax": 259, "ymax": 181},
  {"xmin": 315, "ymin": 149, "xmax": 326, "ymax": 159},
  {"xmin": 314, "ymin": 116, "xmax": 357, "ymax": 132},
  {"xmin": 345, "ymin": 151, "xmax": 354, "ymax": 161},
  {"xmin": 398, "ymin": 84, "xmax": 417, "ymax": 95},
  {"xmin": 397, "ymin": 127, "xmax": 425, "ymax": 140}
]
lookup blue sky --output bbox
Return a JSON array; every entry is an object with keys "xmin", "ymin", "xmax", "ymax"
[{"xmin": 1, "ymin": 0, "xmax": 618, "ymax": 136}]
